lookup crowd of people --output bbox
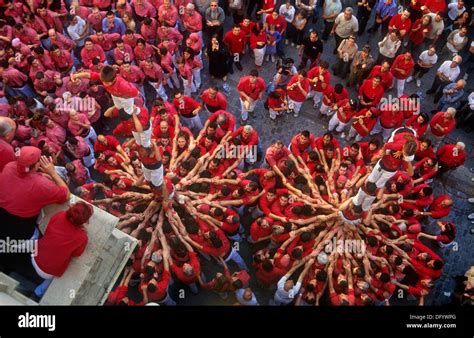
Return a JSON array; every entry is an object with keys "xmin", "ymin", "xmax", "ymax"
[{"xmin": 0, "ymin": 0, "xmax": 472, "ymax": 306}]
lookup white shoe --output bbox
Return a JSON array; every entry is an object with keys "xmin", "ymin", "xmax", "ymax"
[
  {"xmin": 265, "ymin": 55, "xmax": 269, "ymax": 62},
  {"xmin": 469, "ymin": 213, "xmax": 474, "ymax": 220},
  {"xmin": 406, "ymin": 76, "xmax": 413, "ymax": 83},
  {"xmin": 468, "ymin": 198, "xmax": 474, "ymax": 203},
  {"xmin": 271, "ymin": 55, "xmax": 275, "ymax": 63},
  {"xmin": 340, "ymin": 132, "xmax": 346, "ymax": 138},
  {"xmin": 416, "ymin": 79, "xmax": 421, "ymax": 87},
  {"xmin": 463, "ymin": 73, "xmax": 469, "ymax": 80}
]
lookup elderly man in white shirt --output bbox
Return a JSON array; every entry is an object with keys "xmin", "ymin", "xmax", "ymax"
[{"xmin": 426, "ymin": 55, "xmax": 462, "ymax": 97}]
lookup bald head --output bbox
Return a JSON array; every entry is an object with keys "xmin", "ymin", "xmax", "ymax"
[{"xmin": 0, "ymin": 117, "xmax": 16, "ymax": 143}]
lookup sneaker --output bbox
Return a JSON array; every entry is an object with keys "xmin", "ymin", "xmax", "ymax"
[
  {"xmin": 271, "ymin": 55, "xmax": 275, "ymax": 63},
  {"xmin": 291, "ymin": 42, "xmax": 295, "ymax": 47},
  {"xmin": 416, "ymin": 79, "xmax": 421, "ymax": 87},
  {"xmin": 463, "ymin": 73, "xmax": 469, "ymax": 80},
  {"xmin": 468, "ymin": 198, "xmax": 474, "ymax": 203},
  {"xmin": 265, "ymin": 55, "xmax": 269, "ymax": 62},
  {"xmin": 406, "ymin": 76, "xmax": 413, "ymax": 83},
  {"xmin": 469, "ymin": 213, "xmax": 474, "ymax": 220},
  {"xmin": 313, "ymin": 102, "xmax": 319, "ymax": 109},
  {"xmin": 294, "ymin": 112, "xmax": 299, "ymax": 117}
]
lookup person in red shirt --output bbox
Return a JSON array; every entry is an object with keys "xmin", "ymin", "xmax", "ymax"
[
  {"xmin": 358, "ymin": 76, "xmax": 385, "ymax": 108},
  {"xmin": 413, "ymin": 156, "xmax": 438, "ymax": 184},
  {"xmin": 406, "ymin": 112, "xmax": 429, "ymax": 138},
  {"xmin": 289, "ymin": 130, "xmax": 315, "ymax": 162},
  {"xmin": 368, "ymin": 61, "xmax": 393, "ymax": 90},
  {"xmin": 173, "ymin": 92, "xmax": 203, "ymax": 134},
  {"xmin": 422, "ymin": 195, "xmax": 453, "ymax": 219},
  {"xmin": 320, "ymin": 83, "xmax": 349, "ymax": 116},
  {"xmin": 223, "ymin": 24, "xmax": 247, "ymax": 72},
  {"xmin": 229, "ymin": 124, "xmax": 260, "ymax": 166},
  {"xmin": 328, "ymin": 98, "xmax": 357, "ymax": 137},
  {"xmin": 28, "ymin": 202, "xmax": 91, "ymax": 297},
  {"xmin": 72, "ymin": 65, "xmax": 139, "ymax": 116},
  {"xmin": 347, "ymin": 107, "xmax": 379, "ymax": 142},
  {"xmin": 111, "ymin": 105, "xmax": 152, "ymax": 147},
  {"xmin": 436, "ymin": 142, "xmax": 466, "ymax": 174},
  {"xmin": 373, "ymin": 103, "xmax": 404, "ymax": 141},
  {"xmin": 0, "ymin": 117, "xmax": 16, "ymax": 172},
  {"xmin": 388, "ymin": 10, "xmax": 412, "ymax": 38},
  {"xmin": 237, "ymin": 69, "xmax": 266, "ymax": 122},
  {"xmin": 81, "ymin": 38, "xmax": 106, "ymax": 69},
  {"xmin": 266, "ymin": 88, "xmax": 288, "ymax": 120},
  {"xmin": 428, "ymin": 108, "xmax": 456, "ymax": 149},
  {"xmin": 201, "ymin": 86, "xmax": 227, "ymax": 113},
  {"xmin": 366, "ymin": 132, "xmax": 417, "ymax": 187},
  {"xmin": 307, "ymin": 60, "xmax": 330, "ymax": 108},
  {"xmin": 286, "ymin": 70, "xmax": 310, "ymax": 117},
  {"xmin": 391, "ymin": 51, "xmax": 415, "ymax": 97}
]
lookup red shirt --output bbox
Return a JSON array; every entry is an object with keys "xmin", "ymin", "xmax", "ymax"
[
  {"xmin": 429, "ymin": 195, "xmax": 451, "ymax": 219},
  {"xmin": 379, "ymin": 108, "xmax": 404, "ymax": 129},
  {"xmin": 0, "ymin": 161, "xmax": 69, "ymax": 217},
  {"xmin": 436, "ymin": 145, "xmax": 465, "ymax": 168},
  {"xmin": 287, "ymin": 75, "xmax": 310, "ymax": 102},
  {"xmin": 170, "ymin": 252, "xmax": 200, "ymax": 284},
  {"xmin": 223, "ymin": 30, "xmax": 247, "ymax": 54},
  {"xmin": 391, "ymin": 54, "xmax": 415, "ymax": 80},
  {"xmin": 201, "ymin": 90, "xmax": 227, "ymax": 111},
  {"xmin": 429, "ymin": 112, "xmax": 455, "ymax": 137},
  {"xmin": 173, "ymin": 96, "xmax": 200, "ymax": 117},
  {"xmin": 368, "ymin": 66, "xmax": 393, "ymax": 90},
  {"xmin": 266, "ymin": 14, "xmax": 287, "ymax": 33},
  {"xmin": 231, "ymin": 126, "xmax": 259, "ymax": 146},
  {"xmin": 81, "ymin": 45, "xmax": 106, "ymax": 68},
  {"xmin": 34, "ymin": 211, "xmax": 88, "ymax": 276},
  {"xmin": 359, "ymin": 79, "xmax": 384, "ymax": 105},
  {"xmin": 90, "ymin": 71, "xmax": 139, "ymax": 98},
  {"xmin": 266, "ymin": 144, "xmax": 290, "ymax": 166},
  {"xmin": 290, "ymin": 133, "xmax": 315, "ymax": 157},
  {"xmin": 406, "ymin": 115, "xmax": 428, "ymax": 137},
  {"xmin": 307, "ymin": 66, "xmax": 330, "ymax": 92},
  {"xmin": 112, "ymin": 106, "xmax": 150, "ymax": 135},
  {"xmin": 0, "ymin": 139, "xmax": 15, "ymax": 172},
  {"xmin": 389, "ymin": 14, "xmax": 412, "ymax": 33},
  {"xmin": 94, "ymin": 135, "xmax": 120, "ymax": 152},
  {"xmin": 237, "ymin": 76, "xmax": 266, "ymax": 100}
]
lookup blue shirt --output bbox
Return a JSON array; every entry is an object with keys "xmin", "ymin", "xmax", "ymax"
[
  {"xmin": 102, "ymin": 17, "xmax": 126, "ymax": 35},
  {"xmin": 375, "ymin": 0, "xmax": 398, "ymax": 18},
  {"xmin": 441, "ymin": 83, "xmax": 464, "ymax": 103}
]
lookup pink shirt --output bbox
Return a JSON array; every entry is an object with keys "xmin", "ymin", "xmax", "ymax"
[
  {"xmin": 2, "ymin": 67, "xmax": 27, "ymax": 87},
  {"xmin": 68, "ymin": 113, "xmax": 90, "ymax": 136},
  {"xmin": 158, "ymin": 4, "xmax": 179, "ymax": 26},
  {"xmin": 46, "ymin": 121, "xmax": 67, "ymax": 145}
]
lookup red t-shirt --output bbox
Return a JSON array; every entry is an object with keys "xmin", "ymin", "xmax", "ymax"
[
  {"xmin": 223, "ymin": 30, "xmax": 247, "ymax": 54},
  {"xmin": 90, "ymin": 71, "xmax": 139, "ymax": 98},
  {"xmin": 35, "ymin": 211, "xmax": 88, "ymax": 276}
]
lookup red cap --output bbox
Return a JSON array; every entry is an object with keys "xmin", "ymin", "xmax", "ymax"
[{"xmin": 17, "ymin": 146, "xmax": 41, "ymax": 174}]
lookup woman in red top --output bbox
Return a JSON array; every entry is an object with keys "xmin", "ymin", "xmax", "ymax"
[
  {"xmin": 406, "ymin": 112, "xmax": 429, "ymax": 137},
  {"xmin": 27, "ymin": 202, "xmax": 91, "ymax": 297},
  {"xmin": 249, "ymin": 24, "xmax": 267, "ymax": 68}
]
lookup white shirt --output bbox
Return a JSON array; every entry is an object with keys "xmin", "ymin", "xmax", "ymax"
[
  {"xmin": 438, "ymin": 61, "xmax": 460, "ymax": 82},
  {"xmin": 418, "ymin": 50, "xmax": 438, "ymax": 65},
  {"xmin": 334, "ymin": 13, "xmax": 359, "ymax": 37},
  {"xmin": 427, "ymin": 13, "xmax": 444, "ymax": 39},
  {"xmin": 67, "ymin": 16, "xmax": 87, "ymax": 47},
  {"xmin": 468, "ymin": 92, "xmax": 474, "ymax": 110},
  {"xmin": 279, "ymin": 4, "xmax": 295, "ymax": 23},
  {"xmin": 274, "ymin": 276, "xmax": 302, "ymax": 304},
  {"xmin": 447, "ymin": 2, "xmax": 465, "ymax": 21},
  {"xmin": 447, "ymin": 31, "xmax": 466, "ymax": 52},
  {"xmin": 378, "ymin": 35, "xmax": 401, "ymax": 58}
]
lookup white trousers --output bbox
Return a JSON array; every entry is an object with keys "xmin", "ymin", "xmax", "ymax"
[
  {"xmin": 309, "ymin": 91, "xmax": 323, "ymax": 106},
  {"xmin": 254, "ymin": 47, "xmax": 266, "ymax": 66},
  {"xmin": 288, "ymin": 99, "xmax": 303, "ymax": 114},
  {"xmin": 150, "ymin": 81, "xmax": 168, "ymax": 101},
  {"xmin": 132, "ymin": 125, "xmax": 152, "ymax": 148},
  {"xmin": 352, "ymin": 188, "xmax": 377, "ymax": 211},
  {"xmin": 328, "ymin": 114, "xmax": 348, "ymax": 133},
  {"xmin": 240, "ymin": 98, "xmax": 257, "ymax": 121},
  {"xmin": 112, "ymin": 95, "xmax": 134, "ymax": 115},
  {"xmin": 367, "ymin": 161, "xmax": 397, "ymax": 188},
  {"xmin": 142, "ymin": 164, "xmax": 164, "ymax": 187}
]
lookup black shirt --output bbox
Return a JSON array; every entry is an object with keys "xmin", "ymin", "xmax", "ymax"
[{"xmin": 302, "ymin": 37, "xmax": 324, "ymax": 59}]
